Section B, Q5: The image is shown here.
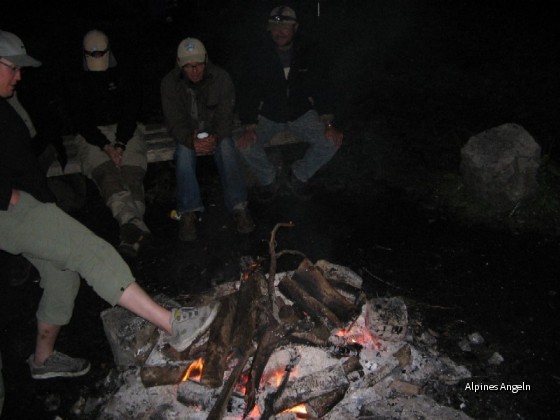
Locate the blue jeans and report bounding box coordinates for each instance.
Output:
[175,137,248,213]
[237,110,339,185]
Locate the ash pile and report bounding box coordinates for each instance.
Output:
[84,225,472,419]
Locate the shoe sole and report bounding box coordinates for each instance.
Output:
[30,364,91,380]
[171,302,221,352]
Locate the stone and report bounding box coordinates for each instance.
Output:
[460,123,541,210]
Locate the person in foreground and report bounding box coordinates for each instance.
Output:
[0,30,219,382]
[161,37,254,241]
[65,29,151,258]
[236,5,344,201]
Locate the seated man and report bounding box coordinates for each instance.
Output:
[236,6,344,201]
[161,37,254,241]
[0,30,219,383]
[65,29,151,258]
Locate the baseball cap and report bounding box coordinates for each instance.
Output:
[0,30,41,67]
[177,38,207,67]
[83,30,111,71]
[267,6,298,30]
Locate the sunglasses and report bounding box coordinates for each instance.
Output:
[270,14,297,23]
[84,48,109,58]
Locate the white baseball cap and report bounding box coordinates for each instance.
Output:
[0,30,41,67]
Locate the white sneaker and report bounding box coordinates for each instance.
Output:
[168,302,220,352]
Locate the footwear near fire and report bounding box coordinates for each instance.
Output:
[168,302,221,352]
[178,211,198,241]
[233,208,256,234]
[27,351,91,380]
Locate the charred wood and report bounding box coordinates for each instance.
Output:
[139,364,188,387]
[278,275,341,330]
[200,295,238,388]
[295,259,358,322]
[271,356,361,414]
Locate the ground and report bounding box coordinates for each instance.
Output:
[1,1,559,419]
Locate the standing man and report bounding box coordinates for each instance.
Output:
[66,29,151,258]
[236,5,344,201]
[161,37,254,241]
[0,30,219,382]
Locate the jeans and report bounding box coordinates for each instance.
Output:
[174,137,248,213]
[237,110,339,185]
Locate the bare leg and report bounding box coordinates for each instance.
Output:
[33,322,61,365]
[117,282,172,334]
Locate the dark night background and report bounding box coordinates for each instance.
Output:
[1,1,559,419]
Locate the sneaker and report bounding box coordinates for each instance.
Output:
[168,302,221,352]
[233,208,256,234]
[255,179,280,202]
[286,172,312,201]
[179,212,197,242]
[27,351,90,379]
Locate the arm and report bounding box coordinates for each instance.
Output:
[160,72,198,149]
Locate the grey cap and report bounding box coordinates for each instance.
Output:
[0,31,41,67]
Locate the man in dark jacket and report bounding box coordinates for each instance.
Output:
[0,30,219,387]
[161,37,254,241]
[236,5,344,201]
[66,29,150,258]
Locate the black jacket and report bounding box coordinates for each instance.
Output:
[237,37,336,125]
[65,65,141,149]
[0,98,55,210]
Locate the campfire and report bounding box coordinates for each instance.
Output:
[94,224,472,419]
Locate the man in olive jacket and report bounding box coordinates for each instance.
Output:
[161,38,254,241]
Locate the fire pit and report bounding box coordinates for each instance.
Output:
[90,225,472,419]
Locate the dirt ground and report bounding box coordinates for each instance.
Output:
[1,1,559,419]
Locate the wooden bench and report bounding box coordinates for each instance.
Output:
[46,122,302,177]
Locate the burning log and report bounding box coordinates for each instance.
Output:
[278,275,342,330]
[200,294,237,388]
[177,379,220,410]
[231,270,265,353]
[294,259,359,322]
[271,356,361,415]
[305,387,348,418]
[139,364,189,387]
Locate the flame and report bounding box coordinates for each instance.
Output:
[282,404,307,417]
[247,404,261,418]
[336,326,381,348]
[181,357,204,382]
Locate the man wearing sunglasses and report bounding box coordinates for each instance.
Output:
[65,29,151,258]
[0,30,220,393]
[161,37,255,241]
[236,5,344,201]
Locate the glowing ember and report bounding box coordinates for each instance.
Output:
[181,357,204,382]
[283,403,307,417]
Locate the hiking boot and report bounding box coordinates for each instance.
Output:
[233,208,256,234]
[179,212,197,241]
[168,302,221,352]
[27,351,90,379]
[255,179,280,202]
[118,241,140,259]
[286,172,312,201]
[120,218,146,243]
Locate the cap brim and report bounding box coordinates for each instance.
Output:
[8,54,41,67]
[267,22,296,31]
[178,54,206,67]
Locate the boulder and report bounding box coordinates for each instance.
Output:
[460,123,541,210]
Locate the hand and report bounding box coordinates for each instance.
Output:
[10,189,20,206]
[236,126,257,150]
[193,134,217,155]
[325,125,344,148]
[103,144,123,168]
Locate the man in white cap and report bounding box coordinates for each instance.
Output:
[236,5,344,201]
[65,29,151,258]
[0,29,219,389]
[161,37,255,241]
